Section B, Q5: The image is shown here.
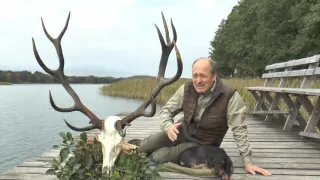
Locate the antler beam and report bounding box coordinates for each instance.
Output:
[32,12,103,131]
[114,12,183,136]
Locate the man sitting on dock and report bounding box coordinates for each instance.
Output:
[136,57,272,176]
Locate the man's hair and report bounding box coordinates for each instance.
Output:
[192,57,217,75]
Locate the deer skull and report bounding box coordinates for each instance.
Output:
[98,116,141,170]
[98,116,124,170]
[33,11,182,172]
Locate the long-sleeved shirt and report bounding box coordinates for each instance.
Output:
[159,82,253,167]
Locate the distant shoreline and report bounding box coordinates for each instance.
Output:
[0,82,12,85]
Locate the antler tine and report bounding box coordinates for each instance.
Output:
[33,12,103,131]
[156,14,178,80]
[161,11,170,45]
[115,12,182,137]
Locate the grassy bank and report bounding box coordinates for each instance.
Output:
[100,77,320,110]
[100,77,189,105]
[0,82,12,85]
[100,77,267,110]
[101,77,320,131]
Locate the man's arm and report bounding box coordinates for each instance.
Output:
[227,91,252,167]
[160,84,185,133]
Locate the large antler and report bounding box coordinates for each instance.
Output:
[32,12,103,131]
[115,12,183,136]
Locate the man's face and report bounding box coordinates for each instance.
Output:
[192,59,216,94]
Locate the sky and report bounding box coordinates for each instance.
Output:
[0,0,239,78]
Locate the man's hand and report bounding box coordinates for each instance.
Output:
[168,122,183,141]
[245,164,272,176]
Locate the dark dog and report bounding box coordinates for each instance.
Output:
[178,145,233,180]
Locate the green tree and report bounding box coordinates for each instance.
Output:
[209,0,320,77]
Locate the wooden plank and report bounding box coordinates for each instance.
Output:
[220,141,320,147]
[231,168,320,176]
[303,96,320,133]
[305,89,320,96]
[247,87,285,92]
[224,157,320,164]
[262,69,314,78]
[281,93,307,130]
[265,92,287,122]
[301,62,319,88]
[1,115,320,180]
[283,97,301,131]
[298,95,314,115]
[265,54,320,70]
[28,149,320,158]
[314,66,320,75]
[122,125,302,131]
[251,110,289,115]
[5,165,320,178]
[265,92,282,122]
[0,174,55,180]
[249,90,269,113]
[300,132,320,139]
[35,149,320,159]
[254,91,267,111]
[230,174,320,180]
[278,67,292,87]
[125,136,318,142]
[225,148,320,153]
[18,160,320,169]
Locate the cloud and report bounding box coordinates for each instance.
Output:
[0,0,238,78]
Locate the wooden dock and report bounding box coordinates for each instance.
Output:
[1,114,320,180]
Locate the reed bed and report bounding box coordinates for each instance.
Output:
[100,78,188,105]
[101,77,320,131]
[0,82,12,85]
[100,77,320,109]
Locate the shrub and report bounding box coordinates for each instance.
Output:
[46,132,162,180]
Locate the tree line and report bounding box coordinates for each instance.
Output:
[0,70,124,84]
[209,0,320,77]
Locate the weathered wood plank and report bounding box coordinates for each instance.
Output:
[1,115,320,180]
[265,55,320,70]
[247,86,284,92]
[283,97,301,131]
[0,174,56,180]
[18,160,320,170]
[300,131,320,139]
[303,96,320,134]
[281,93,306,130]
[34,145,320,154]
[262,69,314,78]
[37,150,320,159]
[314,66,320,75]
[230,174,320,180]
[251,110,289,115]
[25,155,320,164]
[231,168,320,176]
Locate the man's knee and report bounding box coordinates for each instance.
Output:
[148,142,200,164]
[138,131,172,153]
[150,152,168,164]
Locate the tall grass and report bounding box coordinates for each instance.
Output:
[101,77,320,131]
[0,82,12,85]
[100,78,188,105]
[100,77,320,109]
[100,77,267,110]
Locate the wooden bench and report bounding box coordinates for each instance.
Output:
[246,54,320,139]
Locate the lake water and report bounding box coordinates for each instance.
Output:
[0,84,159,173]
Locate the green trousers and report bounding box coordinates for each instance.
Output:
[138,127,199,164]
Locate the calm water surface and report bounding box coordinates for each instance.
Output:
[0,84,156,173]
